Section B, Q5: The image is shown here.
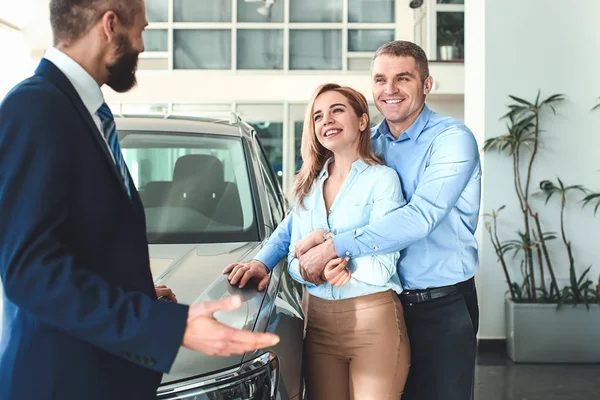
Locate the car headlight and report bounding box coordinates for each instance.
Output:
[157,352,279,400]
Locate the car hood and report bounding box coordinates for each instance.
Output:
[149,241,264,385]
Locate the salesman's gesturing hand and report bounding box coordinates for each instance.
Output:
[182,295,279,356]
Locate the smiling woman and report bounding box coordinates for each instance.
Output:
[283,83,410,399]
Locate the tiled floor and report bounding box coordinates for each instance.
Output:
[2,287,599,400]
[476,351,600,400]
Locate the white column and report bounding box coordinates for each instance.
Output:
[465,0,600,339]
[0,26,36,100]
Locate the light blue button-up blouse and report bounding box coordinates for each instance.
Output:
[287,158,405,300]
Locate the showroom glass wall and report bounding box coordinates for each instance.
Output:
[113,0,463,196]
[115,0,398,195]
[141,0,398,72]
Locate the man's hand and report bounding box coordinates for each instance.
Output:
[298,239,338,284]
[223,260,270,291]
[155,284,177,302]
[294,229,326,258]
[183,295,280,356]
[323,258,351,287]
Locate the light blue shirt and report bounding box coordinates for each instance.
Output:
[288,158,404,300]
[256,105,481,290]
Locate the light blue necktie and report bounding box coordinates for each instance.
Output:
[97,103,131,198]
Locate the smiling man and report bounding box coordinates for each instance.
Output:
[226,41,481,400]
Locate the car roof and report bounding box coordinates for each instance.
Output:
[114,115,252,138]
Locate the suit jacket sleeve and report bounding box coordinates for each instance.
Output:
[0,84,188,373]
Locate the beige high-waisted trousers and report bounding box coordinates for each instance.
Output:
[304,290,411,400]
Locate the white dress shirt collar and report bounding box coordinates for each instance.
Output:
[44,47,104,117]
[317,157,369,180]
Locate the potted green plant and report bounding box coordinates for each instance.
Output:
[483,92,600,363]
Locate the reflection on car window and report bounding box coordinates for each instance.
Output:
[120,132,258,244]
[256,141,284,222]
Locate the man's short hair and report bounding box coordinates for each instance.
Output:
[50,0,142,45]
[372,41,430,81]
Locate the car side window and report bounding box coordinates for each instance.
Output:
[256,138,285,222]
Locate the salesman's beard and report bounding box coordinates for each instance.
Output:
[106,34,140,93]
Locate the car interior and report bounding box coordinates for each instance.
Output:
[140,154,244,230]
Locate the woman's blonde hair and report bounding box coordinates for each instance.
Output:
[292,83,383,207]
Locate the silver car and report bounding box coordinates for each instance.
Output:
[116,115,305,400]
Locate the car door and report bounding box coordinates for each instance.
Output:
[251,131,305,399]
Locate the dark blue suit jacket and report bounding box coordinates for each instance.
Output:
[0,59,189,399]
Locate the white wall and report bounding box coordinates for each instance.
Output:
[465,0,600,339]
[102,63,465,105]
[0,27,36,99]
[427,94,464,122]
[0,0,52,51]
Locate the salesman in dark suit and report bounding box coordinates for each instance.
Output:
[0,0,279,399]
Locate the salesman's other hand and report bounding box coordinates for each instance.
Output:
[294,229,326,258]
[182,295,280,356]
[223,260,270,291]
[298,240,337,284]
[155,284,177,302]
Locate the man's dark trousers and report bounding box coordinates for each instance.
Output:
[400,278,479,400]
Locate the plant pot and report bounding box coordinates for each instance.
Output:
[438,45,460,61]
[505,297,600,363]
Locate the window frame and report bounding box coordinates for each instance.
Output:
[416,0,465,61]
[254,133,286,223]
[141,0,401,72]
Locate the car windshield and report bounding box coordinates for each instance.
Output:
[120,131,259,244]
